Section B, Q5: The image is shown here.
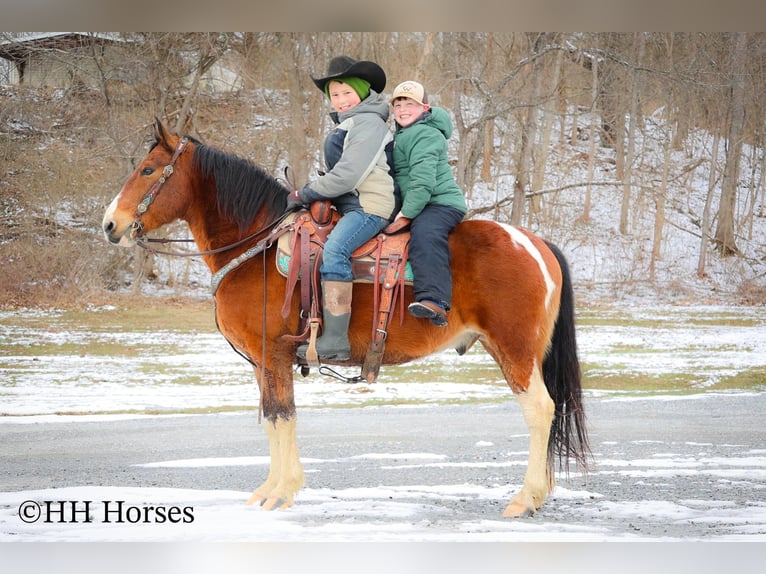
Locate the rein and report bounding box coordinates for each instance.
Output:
[126,135,303,395]
[130,136,293,259]
[135,212,291,258]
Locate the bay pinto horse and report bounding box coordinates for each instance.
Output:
[102,120,590,518]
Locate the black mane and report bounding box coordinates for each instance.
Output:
[191,142,289,235]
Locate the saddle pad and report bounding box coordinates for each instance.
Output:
[276,213,413,284]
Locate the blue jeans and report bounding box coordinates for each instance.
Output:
[321,210,387,282]
[408,204,465,309]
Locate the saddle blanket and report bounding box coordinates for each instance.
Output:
[275,212,414,284]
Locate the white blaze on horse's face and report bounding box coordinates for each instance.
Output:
[499,223,557,310]
[102,190,135,247]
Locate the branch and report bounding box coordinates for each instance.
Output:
[466,181,622,218]
[526,180,623,198]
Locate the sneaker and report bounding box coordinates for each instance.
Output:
[408,300,448,327]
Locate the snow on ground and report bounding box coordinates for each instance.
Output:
[1,305,764,417]
[1,305,765,542]
[2,435,765,542]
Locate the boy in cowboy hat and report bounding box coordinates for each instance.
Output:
[390,80,467,327]
[291,56,397,361]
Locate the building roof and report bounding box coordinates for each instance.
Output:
[0,33,123,63]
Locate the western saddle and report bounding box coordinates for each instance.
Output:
[276,200,412,383]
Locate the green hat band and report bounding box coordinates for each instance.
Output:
[324,77,371,102]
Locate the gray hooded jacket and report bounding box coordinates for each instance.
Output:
[300,91,396,219]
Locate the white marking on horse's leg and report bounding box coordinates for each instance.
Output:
[497,223,556,309]
[276,415,304,499]
[246,418,280,505]
[258,416,304,510]
[504,360,554,517]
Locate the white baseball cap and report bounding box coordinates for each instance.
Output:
[391,80,428,105]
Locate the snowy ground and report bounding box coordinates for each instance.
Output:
[1,304,765,545]
[2,394,766,543]
[1,304,764,416]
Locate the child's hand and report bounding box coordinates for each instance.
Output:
[286,189,305,211]
[384,215,411,234]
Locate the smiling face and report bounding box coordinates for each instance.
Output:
[327,80,362,113]
[392,97,430,128]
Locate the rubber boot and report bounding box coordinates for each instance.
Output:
[297,281,353,361]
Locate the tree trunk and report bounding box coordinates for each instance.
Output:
[283,33,315,186]
[522,35,545,226]
[532,46,563,222]
[174,40,215,134]
[619,32,645,235]
[743,128,762,240]
[698,125,722,277]
[414,32,435,80]
[715,32,747,256]
[650,124,672,282]
[481,34,494,183]
[581,54,599,223]
[512,107,532,225]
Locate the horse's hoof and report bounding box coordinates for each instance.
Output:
[502,501,535,518]
[261,496,292,511]
[245,493,265,506]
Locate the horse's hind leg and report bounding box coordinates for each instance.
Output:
[245,365,304,510]
[505,360,554,517]
[484,343,555,517]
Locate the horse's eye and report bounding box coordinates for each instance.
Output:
[141,167,154,176]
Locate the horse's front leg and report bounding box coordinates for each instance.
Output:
[504,362,555,518]
[245,364,304,510]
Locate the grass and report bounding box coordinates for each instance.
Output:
[707,366,766,391]
[382,360,504,386]
[576,307,762,328]
[0,299,215,357]
[67,299,216,332]
[1,299,764,416]
[574,304,766,393]
[581,369,709,392]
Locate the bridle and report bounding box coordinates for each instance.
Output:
[128,135,292,259]
[124,134,298,395]
[130,136,189,242]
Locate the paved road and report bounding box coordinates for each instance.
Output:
[2,391,765,540]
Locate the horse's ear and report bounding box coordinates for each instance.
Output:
[153,117,167,143]
[152,118,176,152]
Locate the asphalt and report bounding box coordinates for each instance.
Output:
[2,391,765,539]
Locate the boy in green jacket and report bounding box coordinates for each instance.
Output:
[390,81,467,326]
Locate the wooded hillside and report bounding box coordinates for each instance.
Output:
[1,32,764,307]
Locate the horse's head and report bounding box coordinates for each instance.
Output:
[103,119,194,246]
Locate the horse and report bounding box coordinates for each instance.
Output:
[102,119,590,518]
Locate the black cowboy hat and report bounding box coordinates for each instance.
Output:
[311,55,386,94]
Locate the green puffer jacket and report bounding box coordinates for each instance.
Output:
[392,106,467,219]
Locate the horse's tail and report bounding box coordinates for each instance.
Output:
[542,241,591,476]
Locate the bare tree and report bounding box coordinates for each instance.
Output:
[715,32,748,256]
[619,32,646,235]
[531,39,564,222]
[581,51,600,223]
[698,118,723,278]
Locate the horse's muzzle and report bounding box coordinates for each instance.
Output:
[102,196,136,246]
[103,220,119,244]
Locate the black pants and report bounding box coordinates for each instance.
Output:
[408,204,465,310]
